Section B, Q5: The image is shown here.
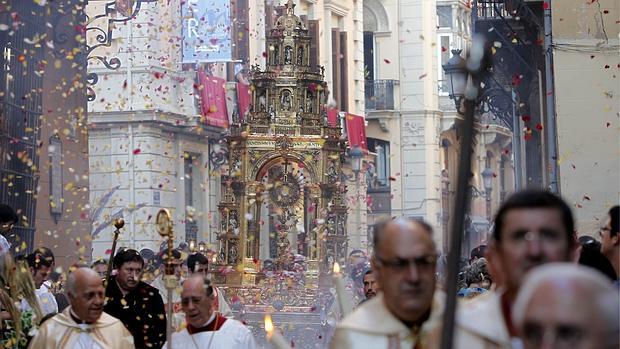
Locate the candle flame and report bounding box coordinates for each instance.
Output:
[333,262,340,273]
[264,314,274,333]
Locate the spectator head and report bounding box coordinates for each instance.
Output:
[600,206,619,258]
[362,269,379,300]
[0,204,18,235]
[27,247,55,288]
[464,257,492,289]
[187,253,209,276]
[66,268,105,323]
[513,263,619,349]
[181,275,215,328]
[372,217,437,324]
[113,249,144,292]
[489,190,576,294]
[90,258,108,280]
[469,245,487,263]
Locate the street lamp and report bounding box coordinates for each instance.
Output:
[442,49,468,113]
[349,146,364,252]
[481,167,494,222]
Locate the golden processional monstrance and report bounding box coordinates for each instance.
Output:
[214,0,349,286]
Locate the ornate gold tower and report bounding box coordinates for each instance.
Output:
[216,0,348,286]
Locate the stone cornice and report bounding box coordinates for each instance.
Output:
[324,0,350,17]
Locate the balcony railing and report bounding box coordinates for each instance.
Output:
[365,80,396,111]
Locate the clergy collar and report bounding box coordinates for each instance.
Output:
[187,313,227,334]
[70,309,95,325]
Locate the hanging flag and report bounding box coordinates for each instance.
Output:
[236,82,251,122]
[197,70,229,128]
[345,113,367,151]
[327,106,339,127]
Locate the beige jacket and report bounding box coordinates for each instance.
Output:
[28,307,134,349]
[330,292,444,349]
[454,290,517,349]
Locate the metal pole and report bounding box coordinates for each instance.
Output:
[543,0,560,193]
[355,171,361,251]
[511,89,523,191]
[440,96,476,349]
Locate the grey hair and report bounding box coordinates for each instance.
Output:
[66,267,99,297]
[372,217,435,252]
[512,263,619,349]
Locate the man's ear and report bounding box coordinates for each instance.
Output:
[485,241,505,289]
[612,233,620,247]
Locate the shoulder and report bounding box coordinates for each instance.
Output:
[221,318,251,334]
[139,282,162,297]
[337,295,389,332]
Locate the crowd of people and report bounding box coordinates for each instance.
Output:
[0,189,617,349]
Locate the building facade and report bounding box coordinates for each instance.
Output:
[86,0,369,258]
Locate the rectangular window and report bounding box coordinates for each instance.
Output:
[367,138,390,188]
[438,34,452,95]
[184,153,201,242]
[437,6,452,28]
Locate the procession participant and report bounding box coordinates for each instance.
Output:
[186,252,233,318]
[512,263,619,349]
[362,269,378,301]
[330,218,443,349]
[151,248,185,330]
[91,258,108,280]
[104,249,166,349]
[600,205,619,284]
[165,275,257,349]
[455,190,577,349]
[0,204,17,255]
[21,247,58,316]
[29,268,135,349]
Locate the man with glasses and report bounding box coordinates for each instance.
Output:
[600,205,619,284]
[330,218,443,349]
[455,190,577,349]
[0,204,18,255]
[187,252,234,318]
[104,248,167,349]
[512,263,619,349]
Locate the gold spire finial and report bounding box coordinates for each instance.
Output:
[285,0,295,15]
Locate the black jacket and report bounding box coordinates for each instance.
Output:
[104,276,167,349]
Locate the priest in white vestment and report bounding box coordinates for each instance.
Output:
[166,275,256,349]
[29,268,134,349]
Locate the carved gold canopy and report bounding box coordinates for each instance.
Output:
[216,0,349,286]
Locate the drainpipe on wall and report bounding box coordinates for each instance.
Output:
[543,0,560,193]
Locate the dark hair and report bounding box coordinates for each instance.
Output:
[113,249,144,269]
[187,253,209,272]
[91,258,108,268]
[609,206,619,237]
[464,258,491,286]
[202,277,214,298]
[363,269,373,277]
[470,245,487,261]
[158,248,182,265]
[373,217,434,251]
[493,190,574,244]
[27,247,55,269]
[0,204,18,224]
[349,249,365,257]
[578,247,617,281]
[578,235,600,250]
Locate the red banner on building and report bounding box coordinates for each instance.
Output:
[197,70,229,128]
[345,113,367,151]
[327,106,339,127]
[236,82,251,122]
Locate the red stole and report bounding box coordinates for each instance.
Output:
[187,314,227,334]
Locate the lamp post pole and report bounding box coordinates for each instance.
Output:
[349,146,364,252]
[481,167,494,223]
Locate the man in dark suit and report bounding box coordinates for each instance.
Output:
[105,248,167,349]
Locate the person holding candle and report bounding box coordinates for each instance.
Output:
[165,275,257,349]
[330,218,444,349]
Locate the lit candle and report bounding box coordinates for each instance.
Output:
[264,314,291,349]
[333,262,353,316]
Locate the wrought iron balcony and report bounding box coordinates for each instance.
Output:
[365,80,397,111]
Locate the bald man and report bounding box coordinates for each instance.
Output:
[512,263,619,349]
[29,267,135,349]
[166,275,256,349]
[330,218,443,349]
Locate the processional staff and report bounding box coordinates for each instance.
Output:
[156,208,176,349]
[105,218,125,288]
[440,35,493,349]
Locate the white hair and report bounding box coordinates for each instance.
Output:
[512,263,619,348]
